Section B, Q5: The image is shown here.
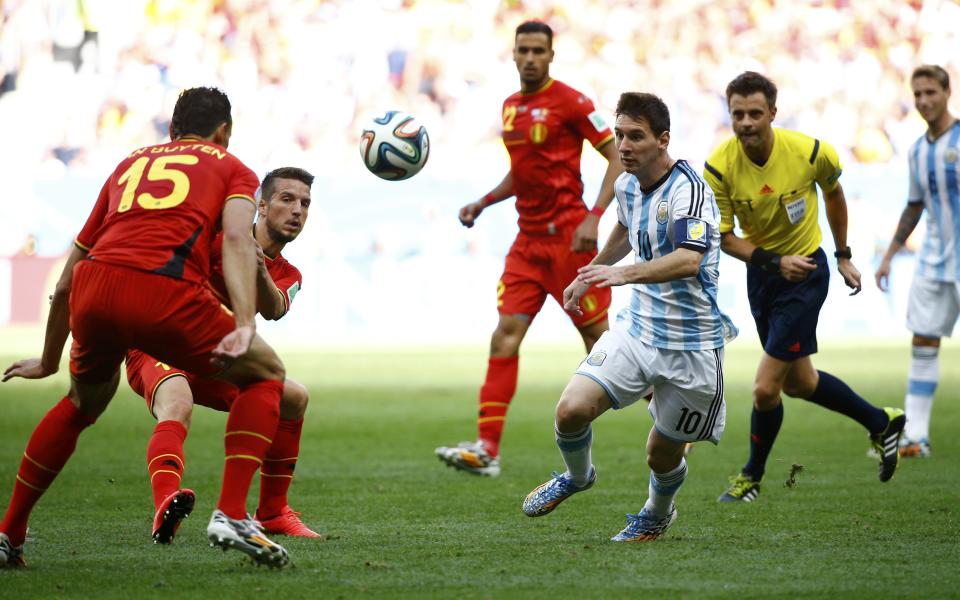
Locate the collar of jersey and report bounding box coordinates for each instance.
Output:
[520,78,554,97]
[640,160,679,196]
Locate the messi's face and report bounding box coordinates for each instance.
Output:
[259,178,311,243]
[729,92,776,153]
[912,76,950,126]
[513,33,553,87]
[614,114,668,176]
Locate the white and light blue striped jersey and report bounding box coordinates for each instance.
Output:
[614,159,738,351]
[908,119,960,282]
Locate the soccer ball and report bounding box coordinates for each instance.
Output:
[358,111,430,180]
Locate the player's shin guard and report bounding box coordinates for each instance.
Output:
[258,417,303,519]
[217,380,282,520]
[556,424,593,487]
[476,355,519,458]
[806,371,887,434]
[643,458,687,518]
[905,345,938,441]
[742,402,783,481]
[0,397,95,546]
[147,420,187,510]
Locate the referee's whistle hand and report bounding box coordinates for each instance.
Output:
[780,255,817,282]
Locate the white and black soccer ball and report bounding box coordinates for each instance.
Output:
[358,111,430,181]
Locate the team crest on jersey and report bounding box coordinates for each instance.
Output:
[517,105,527,113]
[687,219,706,240]
[532,108,549,121]
[946,147,958,163]
[656,200,669,224]
[588,110,607,132]
[530,123,548,144]
[585,350,607,366]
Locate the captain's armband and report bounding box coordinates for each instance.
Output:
[673,218,710,252]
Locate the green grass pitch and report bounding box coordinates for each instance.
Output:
[0,341,957,598]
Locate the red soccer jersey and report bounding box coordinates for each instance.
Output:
[207,231,303,317]
[75,138,259,284]
[501,79,614,234]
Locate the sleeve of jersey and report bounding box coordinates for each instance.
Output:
[670,180,710,253]
[75,178,112,251]
[225,160,260,206]
[703,157,733,234]
[812,139,843,193]
[615,178,629,227]
[906,143,923,204]
[569,95,614,149]
[272,265,303,318]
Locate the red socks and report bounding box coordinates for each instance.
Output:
[476,355,519,458]
[0,397,96,546]
[146,420,187,509]
[257,417,304,519]
[217,380,282,519]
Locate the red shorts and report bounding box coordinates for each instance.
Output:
[499,233,610,327]
[125,349,238,415]
[69,260,235,384]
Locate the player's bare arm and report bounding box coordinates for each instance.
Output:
[572,140,623,253]
[564,222,632,315]
[823,184,861,294]
[2,246,87,382]
[719,231,816,283]
[875,202,925,291]
[459,172,514,228]
[214,197,259,363]
[579,247,702,289]
[254,242,286,320]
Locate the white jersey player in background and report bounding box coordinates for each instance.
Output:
[520,92,736,542]
[876,64,960,458]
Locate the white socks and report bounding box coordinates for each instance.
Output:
[555,424,593,487]
[643,458,688,518]
[905,345,939,441]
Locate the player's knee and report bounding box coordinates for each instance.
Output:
[280,381,309,420]
[752,380,781,408]
[781,378,815,399]
[153,391,194,429]
[555,395,593,430]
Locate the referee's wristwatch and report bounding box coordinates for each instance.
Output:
[833,246,852,259]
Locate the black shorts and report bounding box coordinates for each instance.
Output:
[747,247,829,361]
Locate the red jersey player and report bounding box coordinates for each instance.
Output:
[1,88,290,568]
[125,167,317,544]
[436,20,623,476]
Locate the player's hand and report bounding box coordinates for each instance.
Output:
[2,358,56,382]
[875,258,892,292]
[212,325,255,368]
[458,201,484,228]
[578,264,628,288]
[779,255,817,282]
[571,214,600,252]
[837,258,862,296]
[254,241,266,271]
[563,277,592,315]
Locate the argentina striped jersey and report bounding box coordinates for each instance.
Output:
[908,120,960,282]
[614,160,738,351]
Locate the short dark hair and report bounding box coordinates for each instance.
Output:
[615,92,670,136]
[725,71,778,109]
[170,87,232,139]
[912,64,950,91]
[515,20,553,47]
[261,167,314,201]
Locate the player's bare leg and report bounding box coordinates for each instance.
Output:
[576,319,609,353]
[207,334,290,567]
[256,378,320,538]
[0,372,118,566]
[437,313,531,476]
[523,375,608,517]
[148,377,195,544]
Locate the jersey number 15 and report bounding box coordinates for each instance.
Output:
[116,154,200,213]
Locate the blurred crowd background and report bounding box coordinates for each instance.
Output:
[2,0,959,344]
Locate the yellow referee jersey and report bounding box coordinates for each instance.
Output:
[703,128,843,256]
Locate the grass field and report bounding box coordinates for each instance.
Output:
[0,341,958,598]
